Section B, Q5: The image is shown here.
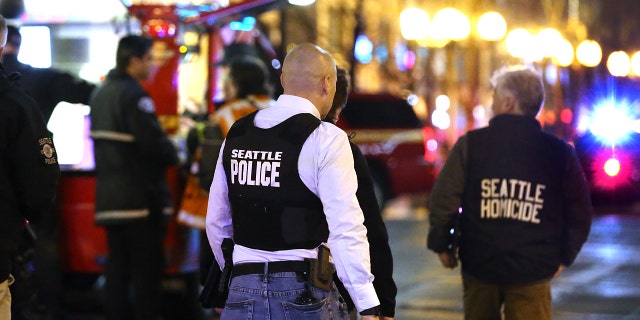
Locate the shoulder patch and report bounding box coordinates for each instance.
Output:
[39,137,58,165]
[138,97,156,113]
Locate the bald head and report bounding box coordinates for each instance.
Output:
[281,43,337,117]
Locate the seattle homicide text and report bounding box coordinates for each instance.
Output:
[480,178,546,224]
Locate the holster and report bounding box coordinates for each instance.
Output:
[199,238,234,308]
[305,244,335,291]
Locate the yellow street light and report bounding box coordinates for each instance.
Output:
[476,11,507,41]
[535,28,564,58]
[505,28,533,59]
[431,7,470,41]
[553,38,574,67]
[607,51,631,77]
[576,39,602,67]
[288,0,315,5]
[400,8,430,41]
[631,51,640,76]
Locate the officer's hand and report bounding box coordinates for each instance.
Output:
[380,317,394,320]
[437,251,457,269]
[361,316,380,320]
[554,265,564,277]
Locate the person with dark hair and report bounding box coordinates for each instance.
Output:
[89,34,178,320]
[325,67,397,320]
[214,56,274,135]
[427,66,592,320]
[178,57,276,316]
[1,24,95,121]
[179,56,274,228]
[0,14,60,319]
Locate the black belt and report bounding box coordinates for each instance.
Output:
[232,260,310,279]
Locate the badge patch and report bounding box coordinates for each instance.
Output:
[39,137,57,165]
[138,97,156,113]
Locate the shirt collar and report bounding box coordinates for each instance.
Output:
[274,94,321,120]
[489,114,542,130]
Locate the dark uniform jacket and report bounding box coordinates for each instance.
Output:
[89,68,178,225]
[1,54,95,121]
[428,114,592,284]
[0,65,60,281]
[335,142,397,317]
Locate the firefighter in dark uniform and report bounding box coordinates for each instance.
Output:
[206,43,381,319]
[427,67,593,320]
[0,15,60,319]
[89,35,178,320]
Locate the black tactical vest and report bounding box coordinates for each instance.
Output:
[222,111,328,251]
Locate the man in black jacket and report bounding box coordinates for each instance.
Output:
[0,14,60,319]
[1,24,96,319]
[1,25,95,121]
[90,35,178,320]
[325,67,396,320]
[427,67,592,320]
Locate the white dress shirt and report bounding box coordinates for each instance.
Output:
[206,94,380,312]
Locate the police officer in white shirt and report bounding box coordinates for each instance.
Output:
[206,43,381,319]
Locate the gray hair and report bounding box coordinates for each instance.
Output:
[0,14,6,48]
[491,66,545,117]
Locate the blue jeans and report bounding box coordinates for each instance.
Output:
[221,272,350,320]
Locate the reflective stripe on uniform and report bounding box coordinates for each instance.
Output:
[176,210,206,230]
[95,209,149,220]
[90,130,136,142]
[95,206,172,222]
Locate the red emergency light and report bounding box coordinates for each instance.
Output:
[592,152,630,189]
[143,19,176,38]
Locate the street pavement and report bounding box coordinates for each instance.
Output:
[60,201,640,319]
[386,201,640,320]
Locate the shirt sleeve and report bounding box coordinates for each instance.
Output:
[314,130,380,312]
[427,136,467,253]
[206,140,234,269]
[561,145,593,266]
[8,93,60,224]
[45,68,96,105]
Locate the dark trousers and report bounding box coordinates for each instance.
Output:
[10,207,64,320]
[463,276,552,320]
[104,215,166,320]
[33,210,64,317]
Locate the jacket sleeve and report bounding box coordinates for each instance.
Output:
[128,94,179,167]
[427,136,467,253]
[561,145,593,266]
[42,68,96,106]
[9,94,60,224]
[351,143,397,317]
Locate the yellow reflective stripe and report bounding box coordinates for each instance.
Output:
[95,209,149,220]
[348,129,424,143]
[177,210,206,230]
[90,130,135,142]
[95,206,172,221]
